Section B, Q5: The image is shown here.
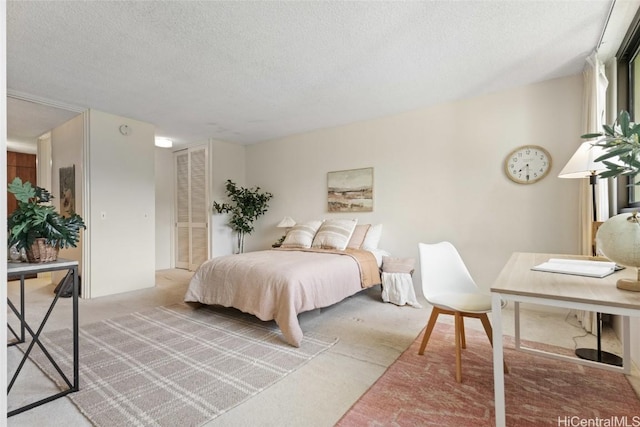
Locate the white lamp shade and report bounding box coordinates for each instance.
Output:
[277,217,296,228]
[558,141,608,179]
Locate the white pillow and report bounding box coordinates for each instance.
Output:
[361,224,383,251]
[312,219,358,250]
[281,220,323,248]
[370,248,391,267]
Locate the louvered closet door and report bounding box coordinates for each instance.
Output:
[175,146,209,270]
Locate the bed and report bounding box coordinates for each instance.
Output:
[185,218,386,347]
[184,247,381,347]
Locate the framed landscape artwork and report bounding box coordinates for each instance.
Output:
[327,167,373,212]
[59,165,76,217]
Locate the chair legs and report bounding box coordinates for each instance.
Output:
[418,308,508,382]
[459,315,466,349]
[418,308,441,355]
[454,312,463,382]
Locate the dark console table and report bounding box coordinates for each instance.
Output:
[7,258,79,417]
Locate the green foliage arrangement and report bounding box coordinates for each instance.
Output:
[7,177,86,253]
[583,110,640,182]
[212,179,273,253]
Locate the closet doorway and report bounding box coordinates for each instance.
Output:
[175,146,209,270]
[7,151,36,215]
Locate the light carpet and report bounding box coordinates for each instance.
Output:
[26,304,337,427]
[337,322,640,426]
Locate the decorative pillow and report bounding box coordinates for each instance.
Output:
[281,220,323,248]
[361,224,383,251]
[382,256,415,275]
[311,219,358,250]
[347,224,371,249]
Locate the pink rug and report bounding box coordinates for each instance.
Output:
[337,323,640,426]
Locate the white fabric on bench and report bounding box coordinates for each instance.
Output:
[381,272,421,308]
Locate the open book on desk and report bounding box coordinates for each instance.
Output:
[531,258,618,278]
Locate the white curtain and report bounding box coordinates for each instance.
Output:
[575,52,609,333]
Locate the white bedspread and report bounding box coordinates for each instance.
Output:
[184,249,377,347]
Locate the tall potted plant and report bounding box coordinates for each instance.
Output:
[7,177,86,262]
[212,179,273,253]
[582,110,640,290]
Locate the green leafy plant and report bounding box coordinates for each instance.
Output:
[212,179,273,253]
[7,177,86,255]
[583,110,640,182]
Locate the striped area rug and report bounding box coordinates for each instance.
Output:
[27,304,337,426]
[337,322,640,426]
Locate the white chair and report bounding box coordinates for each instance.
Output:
[417,241,507,382]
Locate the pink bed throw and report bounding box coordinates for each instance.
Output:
[184,249,381,347]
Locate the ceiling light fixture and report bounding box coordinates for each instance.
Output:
[155,137,173,148]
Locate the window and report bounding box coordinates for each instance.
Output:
[617,9,640,210]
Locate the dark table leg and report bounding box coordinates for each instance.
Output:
[7,266,80,416]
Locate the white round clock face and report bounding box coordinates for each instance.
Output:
[505,145,552,184]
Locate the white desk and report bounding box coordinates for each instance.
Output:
[491,252,640,427]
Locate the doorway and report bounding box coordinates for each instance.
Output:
[175,146,209,270]
[7,151,36,215]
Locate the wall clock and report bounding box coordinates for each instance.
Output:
[504,145,552,184]
[119,124,131,136]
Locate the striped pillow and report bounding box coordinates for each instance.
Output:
[312,219,358,250]
[281,220,323,248]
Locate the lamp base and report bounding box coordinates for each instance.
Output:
[575,348,623,366]
[617,279,640,292]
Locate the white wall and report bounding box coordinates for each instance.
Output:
[36,133,52,191]
[245,75,584,289]
[209,138,246,257]
[87,109,155,298]
[155,147,174,269]
[1,2,7,416]
[51,113,85,279]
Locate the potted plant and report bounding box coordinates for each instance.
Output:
[583,110,640,178]
[582,110,640,290]
[7,177,86,263]
[213,179,273,253]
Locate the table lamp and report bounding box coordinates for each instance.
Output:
[558,141,622,366]
[274,217,296,247]
[277,217,296,229]
[558,141,608,220]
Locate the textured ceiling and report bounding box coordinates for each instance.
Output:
[5,1,631,147]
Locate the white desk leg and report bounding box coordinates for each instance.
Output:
[514,301,520,349]
[492,293,506,427]
[623,315,631,375]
